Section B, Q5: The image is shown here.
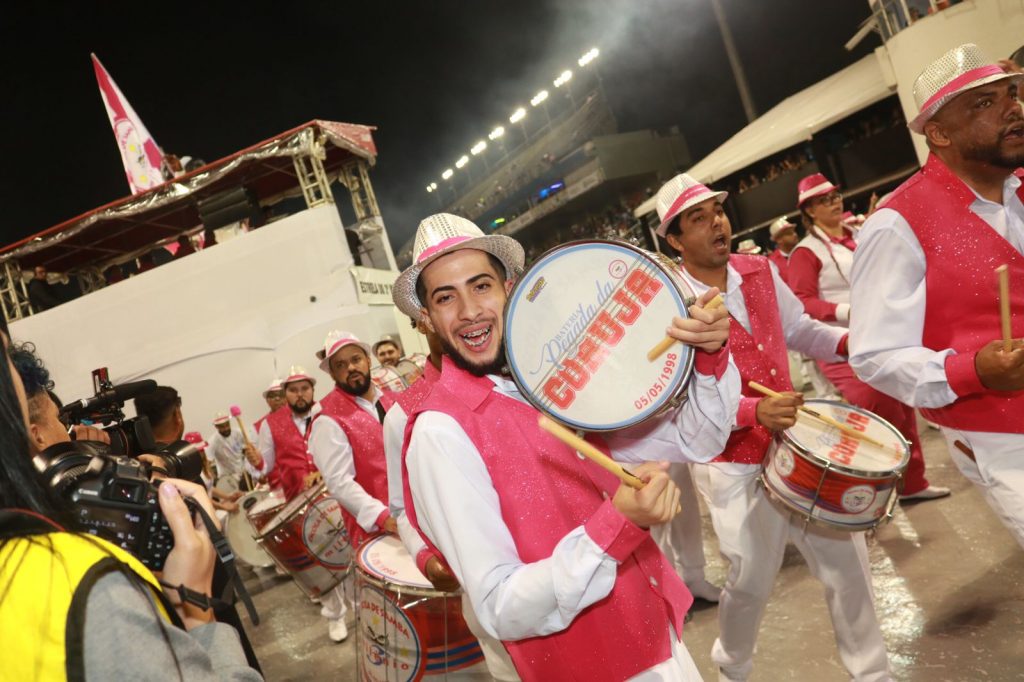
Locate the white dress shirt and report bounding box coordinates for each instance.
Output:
[207,426,255,481]
[308,388,388,534]
[849,173,1024,409]
[254,403,321,476]
[679,261,846,367]
[382,402,429,561]
[406,364,738,645]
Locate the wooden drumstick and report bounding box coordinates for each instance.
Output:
[747,381,888,450]
[997,265,1013,352]
[230,405,255,491]
[538,416,684,515]
[538,416,643,489]
[647,294,725,362]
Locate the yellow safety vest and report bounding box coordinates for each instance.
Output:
[0,532,172,682]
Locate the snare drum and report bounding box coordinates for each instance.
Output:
[762,400,910,531]
[256,483,352,599]
[505,240,696,431]
[356,535,484,681]
[225,489,277,568]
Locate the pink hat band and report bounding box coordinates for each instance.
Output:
[921,64,1006,114]
[325,337,362,358]
[663,183,716,224]
[416,235,474,264]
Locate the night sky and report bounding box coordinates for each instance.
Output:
[2,1,876,251]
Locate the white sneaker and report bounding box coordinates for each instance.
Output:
[687,578,722,603]
[899,485,952,502]
[328,618,348,643]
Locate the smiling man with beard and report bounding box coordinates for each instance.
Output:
[392,213,740,681]
[308,330,397,643]
[850,44,1024,547]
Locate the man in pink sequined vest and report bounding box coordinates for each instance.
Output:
[851,44,1024,547]
[656,173,891,682]
[391,213,741,682]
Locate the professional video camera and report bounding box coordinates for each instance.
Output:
[42,368,206,568]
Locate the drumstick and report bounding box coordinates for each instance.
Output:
[538,416,685,515]
[647,294,725,362]
[997,265,1013,352]
[230,405,255,491]
[747,381,888,450]
[538,416,644,489]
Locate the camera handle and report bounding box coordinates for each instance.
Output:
[159,498,260,626]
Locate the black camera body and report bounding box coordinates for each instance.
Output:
[36,442,175,569]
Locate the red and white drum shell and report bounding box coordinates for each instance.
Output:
[255,483,352,599]
[762,400,910,531]
[355,535,484,681]
[504,240,696,432]
[372,365,408,393]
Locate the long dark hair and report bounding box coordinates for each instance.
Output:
[799,207,850,286]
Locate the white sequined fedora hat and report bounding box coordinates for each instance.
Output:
[392,213,525,318]
[909,43,1022,134]
[316,330,371,373]
[654,173,728,237]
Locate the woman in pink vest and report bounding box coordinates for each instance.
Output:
[851,44,1024,547]
[788,173,949,501]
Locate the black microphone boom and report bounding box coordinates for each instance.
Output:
[60,379,158,418]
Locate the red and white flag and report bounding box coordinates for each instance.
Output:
[92,54,165,194]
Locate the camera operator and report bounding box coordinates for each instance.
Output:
[0,334,261,680]
[133,387,243,515]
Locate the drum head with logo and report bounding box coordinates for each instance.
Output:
[783,400,909,475]
[504,240,695,431]
[357,534,434,591]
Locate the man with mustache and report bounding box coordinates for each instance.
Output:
[309,330,396,643]
[250,367,320,500]
[393,213,739,681]
[850,44,1024,547]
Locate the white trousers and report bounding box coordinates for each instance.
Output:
[320,579,348,621]
[461,593,520,681]
[651,463,708,583]
[940,427,1024,549]
[692,463,890,682]
[801,355,840,400]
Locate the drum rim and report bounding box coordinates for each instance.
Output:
[256,482,327,539]
[778,399,911,477]
[224,508,276,568]
[355,534,452,597]
[503,239,696,432]
[759,473,891,531]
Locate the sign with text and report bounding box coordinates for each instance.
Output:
[350,266,398,305]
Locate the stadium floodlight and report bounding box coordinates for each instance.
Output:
[426,185,433,192]
[530,90,549,107]
[442,169,454,180]
[578,47,599,67]
[509,107,526,123]
[488,126,505,140]
[429,182,438,190]
[554,70,573,87]
[455,155,469,169]
[471,140,487,155]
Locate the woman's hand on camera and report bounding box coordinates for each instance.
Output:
[157,479,218,631]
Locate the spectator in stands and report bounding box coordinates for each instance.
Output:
[174,235,196,259]
[103,265,125,285]
[27,266,62,312]
[137,253,157,274]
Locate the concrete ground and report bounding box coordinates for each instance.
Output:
[238,418,1024,681]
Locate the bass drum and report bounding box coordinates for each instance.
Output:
[225,489,276,568]
[504,240,696,432]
